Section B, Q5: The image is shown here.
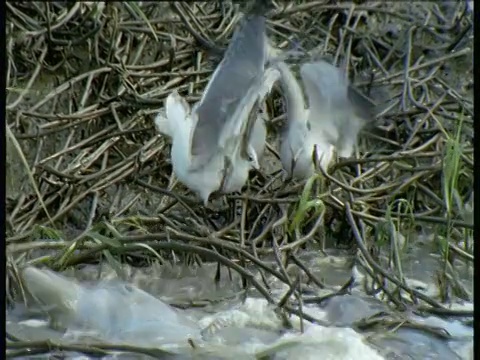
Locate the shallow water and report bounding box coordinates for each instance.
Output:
[7,238,473,360]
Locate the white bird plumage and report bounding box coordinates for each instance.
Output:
[154,5,375,200]
[275,59,374,180]
[155,11,279,205]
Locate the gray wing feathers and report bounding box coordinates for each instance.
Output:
[300,61,346,146]
[300,61,373,157]
[191,14,267,160]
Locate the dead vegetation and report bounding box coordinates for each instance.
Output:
[6,0,474,328]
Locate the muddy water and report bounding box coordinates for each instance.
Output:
[7,237,473,360]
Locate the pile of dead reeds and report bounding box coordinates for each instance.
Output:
[6,1,473,322]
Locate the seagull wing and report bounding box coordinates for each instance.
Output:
[300,60,374,157]
[300,61,349,146]
[191,13,268,164]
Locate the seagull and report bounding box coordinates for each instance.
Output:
[155,104,267,167]
[274,59,375,180]
[155,7,280,205]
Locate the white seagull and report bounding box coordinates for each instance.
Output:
[155,10,279,205]
[274,59,374,180]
